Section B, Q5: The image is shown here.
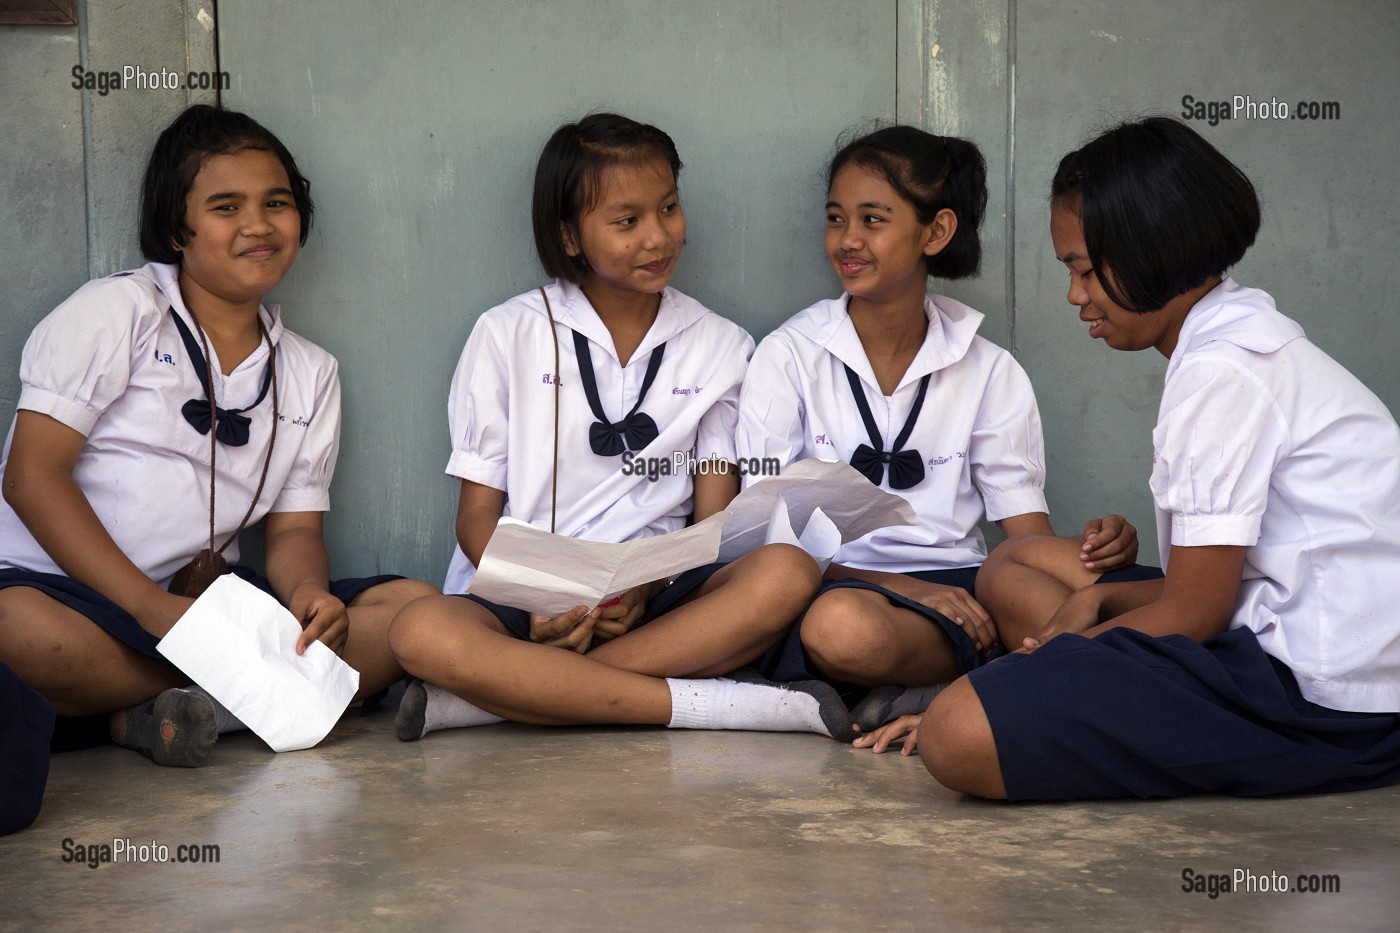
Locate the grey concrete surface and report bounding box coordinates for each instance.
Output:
[4,694,1396,931]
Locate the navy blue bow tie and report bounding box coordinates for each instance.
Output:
[169,310,274,448]
[180,398,255,447]
[589,412,660,458]
[844,365,931,491]
[849,444,927,491]
[573,330,666,457]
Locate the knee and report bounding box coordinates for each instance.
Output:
[760,544,822,593]
[0,595,85,691]
[917,678,1007,799]
[978,534,1040,582]
[387,594,461,670]
[742,544,822,605]
[354,577,439,610]
[800,590,895,680]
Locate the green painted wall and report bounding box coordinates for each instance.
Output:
[918,0,1400,560]
[5,0,1397,579]
[216,0,906,582]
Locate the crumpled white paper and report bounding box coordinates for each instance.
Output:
[468,458,915,615]
[758,499,842,572]
[156,574,360,752]
[714,459,915,563]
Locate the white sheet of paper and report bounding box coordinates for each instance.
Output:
[716,458,916,562]
[156,574,360,753]
[469,514,726,616]
[469,458,915,614]
[796,506,841,571]
[758,500,842,572]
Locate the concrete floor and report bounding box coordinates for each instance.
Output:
[4,688,1398,932]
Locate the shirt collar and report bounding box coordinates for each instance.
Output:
[143,262,286,356]
[788,293,984,392]
[1166,278,1304,381]
[537,278,705,366]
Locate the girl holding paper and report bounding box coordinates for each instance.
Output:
[737,126,1148,737]
[0,105,434,768]
[388,113,855,742]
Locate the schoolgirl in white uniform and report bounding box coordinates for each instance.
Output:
[389,113,853,742]
[737,126,1142,734]
[886,117,1400,798]
[0,105,433,772]
[440,280,752,597]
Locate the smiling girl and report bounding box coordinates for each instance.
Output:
[894,117,1400,799]
[388,113,852,742]
[0,105,433,769]
[737,125,1142,738]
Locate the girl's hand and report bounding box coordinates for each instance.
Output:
[893,579,996,653]
[592,580,664,643]
[1021,585,1105,653]
[1080,514,1139,571]
[852,714,923,755]
[291,585,349,655]
[528,606,597,654]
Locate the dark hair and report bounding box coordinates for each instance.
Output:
[1051,116,1259,313]
[532,113,683,283]
[826,125,987,279]
[139,104,314,263]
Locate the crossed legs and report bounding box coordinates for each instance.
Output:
[389,544,822,725]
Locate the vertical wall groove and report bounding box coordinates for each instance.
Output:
[1005,0,1017,354]
[78,0,96,279]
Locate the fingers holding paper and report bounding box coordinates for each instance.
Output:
[529,606,598,654]
[592,580,667,643]
[291,585,350,656]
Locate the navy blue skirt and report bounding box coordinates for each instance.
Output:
[464,562,725,640]
[758,563,1165,685]
[0,660,54,835]
[0,567,403,661]
[971,625,1400,800]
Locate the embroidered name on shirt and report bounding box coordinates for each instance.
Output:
[671,385,703,397]
[814,434,835,447]
[153,348,176,366]
[542,373,563,385]
[927,451,967,467]
[277,414,311,428]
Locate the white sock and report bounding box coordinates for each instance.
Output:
[888,682,950,720]
[665,678,845,737]
[395,681,507,741]
[184,685,246,735]
[423,683,504,732]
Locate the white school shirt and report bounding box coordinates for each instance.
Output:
[737,294,1047,572]
[1151,278,1400,712]
[443,279,754,594]
[0,263,341,588]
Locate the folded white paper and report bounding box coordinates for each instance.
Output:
[468,458,915,615]
[469,513,726,617]
[157,574,360,752]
